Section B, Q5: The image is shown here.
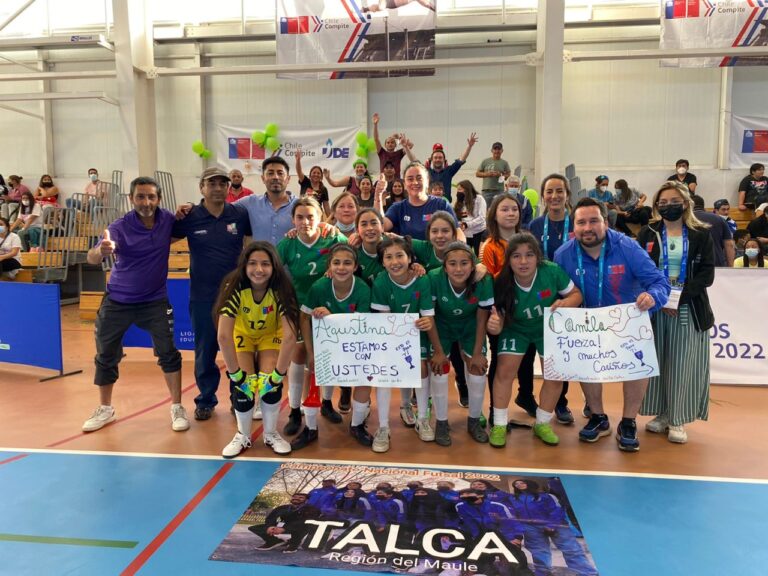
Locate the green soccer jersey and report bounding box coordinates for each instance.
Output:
[429,269,494,329]
[277,232,347,303]
[505,260,573,333]
[356,245,384,286]
[301,276,371,315]
[412,239,443,271]
[371,272,434,317]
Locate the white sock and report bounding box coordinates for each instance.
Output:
[288,362,305,409]
[415,378,431,419]
[322,385,334,401]
[493,407,508,427]
[305,406,319,430]
[536,407,554,425]
[467,373,487,419]
[171,402,182,409]
[235,407,253,436]
[377,387,392,429]
[399,387,411,407]
[430,372,449,421]
[351,400,368,427]
[261,400,279,435]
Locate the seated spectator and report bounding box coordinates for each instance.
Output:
[454,180,486,254]
[224,169,254,203]
[613,178,651,237]
[746,206,768,253]
[10,191,43,252]
[1,175,29,220]
[587,174,618,228]
[324,160,369,197]
[504,175,533,227]
[737,163,768,211]
[429,181,445,198]
[757,202,768,218]
[667,158,697,194]
[35,174,60,209]
[0,217,23,279]
[0,174,7,195]
[734,239,764,268]
[325,191,359,235]
[66,168,104,211]
[713,198,737,235]
[733,229,750,258]
[384,179,405,211]
[692,195,734,267]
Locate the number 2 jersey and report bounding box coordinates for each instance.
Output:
[276,232,348,303]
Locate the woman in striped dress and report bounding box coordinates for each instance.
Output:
[636,181,714,444]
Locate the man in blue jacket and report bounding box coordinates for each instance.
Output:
[554,197,670,452]
[307,478,340,517]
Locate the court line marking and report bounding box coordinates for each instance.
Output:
[0,453,28,466]
[120,461,234,576]
[0,533,138,549]
[1,447,766,485]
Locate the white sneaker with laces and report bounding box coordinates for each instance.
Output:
[645,415,669,434]
[252,406,263,420]
[399,404,416,427]
[171,404,190,431]
[82,405,116,432]
[264,432,291,454]
[222,432,252,458]
[372,427,390,453]
[415,418,435,442]
[668,424,688,444]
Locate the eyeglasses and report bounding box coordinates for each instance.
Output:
[657,200,684,207]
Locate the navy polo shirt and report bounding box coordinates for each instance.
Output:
[172,202,252,302]
[384,196,458,241]
[428,159,464,202]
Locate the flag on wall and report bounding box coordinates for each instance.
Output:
[660,0,768,67]
[729,114,768,168]
[276,0,436,80]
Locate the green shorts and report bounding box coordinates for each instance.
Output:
[497,326,543,356]
[420,332,430,360]
[435,320,486,358]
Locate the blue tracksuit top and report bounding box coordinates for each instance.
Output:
[456,500,524,541]
[334,494,375,523]
[308,486,339,515]
[373,497,406,527]
[554,228,670,313]
[506,493,568,530]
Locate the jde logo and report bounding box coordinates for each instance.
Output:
[321,138,350,159]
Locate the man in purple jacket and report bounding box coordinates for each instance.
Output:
[82,176,189,433]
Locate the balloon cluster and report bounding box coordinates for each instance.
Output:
[191,140,212,159]
[523,188,539,210]
[252,123,281,152]
[355,131,376,160]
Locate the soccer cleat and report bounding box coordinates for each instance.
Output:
[514,394,538,418]
[434,420,451,446]
[645,415,669,434]
[372,427,390,453]
[616,419,640,452]
[667,425,688,444]
[222,432,252,458]
[338,388,352,414]
[290,427,319,450]
[415,418,435,442]
[283,407,302,436]
[321,399,343,424]
[82,405,116,432]
[399,404,416,427]
[555,405,574,425]
[350,423,374,447]
[171,405,190,431]
[467,417,489,443]
[264,432,292,455]
[489,425,507,448]
[533,422,560,446]
[579,414,611,443]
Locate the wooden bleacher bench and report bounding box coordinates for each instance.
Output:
[729,207,754,231]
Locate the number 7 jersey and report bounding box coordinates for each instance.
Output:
[370,272,434,317]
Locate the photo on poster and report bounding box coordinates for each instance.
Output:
[210,462,599,575]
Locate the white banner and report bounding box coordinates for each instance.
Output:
[729,114,768,169]
[312,313,422,388]
[660,0,768,68]
[276,0,436,80]
[215,123,361,183]
[543,304,660,384]
[709,268,768,385]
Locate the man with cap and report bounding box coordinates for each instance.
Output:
[225,169,254,203]
[713,199,737,235]
[423,133,478,203]
[172,167,253,420]
[476,142,512,207]
[692,195,734,267]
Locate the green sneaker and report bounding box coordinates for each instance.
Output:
[478,413,487,429]
[489,425,507,448]
[533,422,560,446]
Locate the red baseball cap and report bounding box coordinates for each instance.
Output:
[432,143,444,152]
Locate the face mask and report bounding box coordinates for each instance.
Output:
[22,200,30,206]
[89,174,98,182]
[0,226,5,234]
[456,192,465,202]
[599,186,608,193]
[337,221,356,234]
[42,182,52,188]
[658,204,684,222]
[676,167,687,176]
[460,497,480,505]
[746,248,760,258]
[508,187,520,194]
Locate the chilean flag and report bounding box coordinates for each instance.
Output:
[537,289,552,300]
[280,16,310,34]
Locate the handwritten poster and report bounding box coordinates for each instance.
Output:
[312,313,421,388]
[543,304,659,383]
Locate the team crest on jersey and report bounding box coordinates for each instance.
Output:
[262,305,274,314]
[467,296,478,304]
[413,291,420,299]
[645,242,655,253]
[422,214,432,222]
[318,248,331,256]
[226,223,238,234]
[242,306,251,313]
[537,289,552,300]
[441,296,449,302]
[348,304,357,312]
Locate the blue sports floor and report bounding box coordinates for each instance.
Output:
[1,449,767,576]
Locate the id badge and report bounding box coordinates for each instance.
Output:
[497,176,505,184]
[664,287,682,311]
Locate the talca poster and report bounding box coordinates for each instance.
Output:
[210,463,600,575]
[543,303,660,384]
[660,0,768,67]
[276,0,436,79]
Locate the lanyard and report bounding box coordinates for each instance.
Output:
[661,223,688,285]
[576,240,606,307]
[542,212,570,260]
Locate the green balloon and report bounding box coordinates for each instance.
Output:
[266,137,280,152]
[367,138,376,151]
[192,140,204,154]
[251,131,266,146]
[523,188,539,208]
[356,132,368,146]
[200,149,212,159]
[265,123,279,138]
[356,146,368,158]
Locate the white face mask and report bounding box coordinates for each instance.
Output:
[745,248,760,259]
[22,200,30,206]
[599,186,608,193]
[89,173,98,182]
[508,186,520,194]
[676,167,687,176]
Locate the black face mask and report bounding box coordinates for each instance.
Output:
[41,182,53,188]
[456,192,465,202]
[658,204,684,222]
[231,183,241,189]
[460,497,480,505]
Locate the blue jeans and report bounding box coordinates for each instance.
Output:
[189,300,223,409]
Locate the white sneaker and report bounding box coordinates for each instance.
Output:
[372,427,390,453]
[645,415,669,434]
[252,406,263,420]
[222,432,252,458]
[415,418,435,442]
[264,432,292,455]
[399,404,416,427]
[668,425,688,444]
[82,405,116,432]
[171,404,190,431]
